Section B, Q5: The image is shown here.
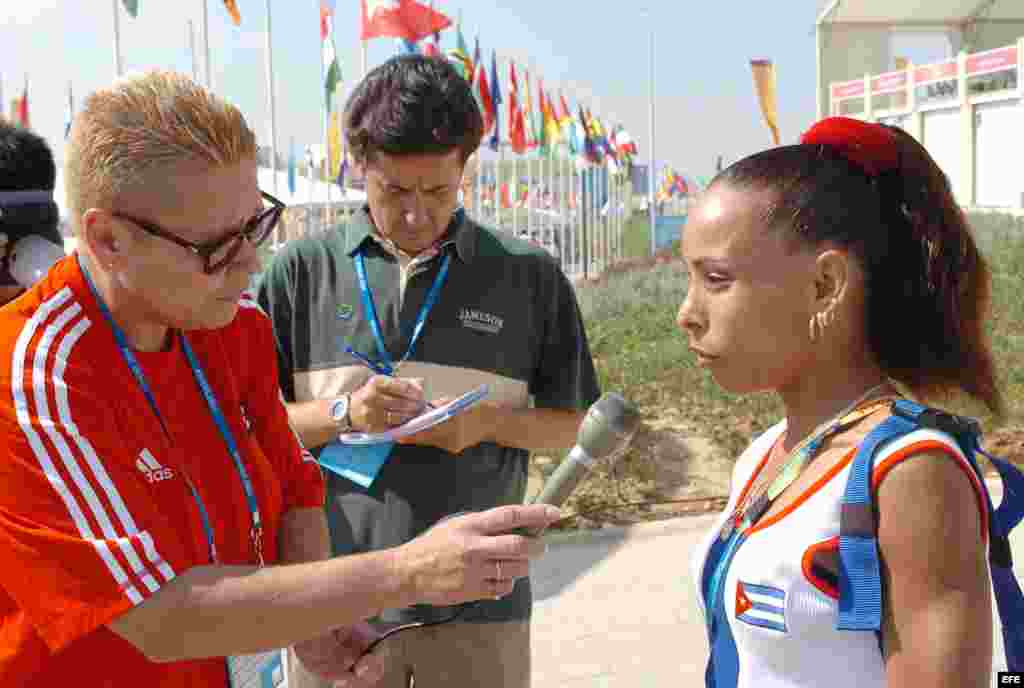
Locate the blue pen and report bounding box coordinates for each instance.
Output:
[344,345,393,376]
[344,345,435,410]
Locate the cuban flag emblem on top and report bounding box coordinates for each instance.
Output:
[735,581,787,632]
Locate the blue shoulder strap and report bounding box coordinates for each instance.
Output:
[838,399,1024,670]
[837,404,918,631]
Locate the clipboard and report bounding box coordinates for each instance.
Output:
[337,384,489,445]
[317,384,490,489]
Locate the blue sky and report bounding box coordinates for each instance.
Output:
[2,1,869,180]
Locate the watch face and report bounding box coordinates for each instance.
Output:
[330,397,348,422]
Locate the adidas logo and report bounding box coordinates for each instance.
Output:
[136,449,174,483]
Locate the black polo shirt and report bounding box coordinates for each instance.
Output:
[256,206,600,624]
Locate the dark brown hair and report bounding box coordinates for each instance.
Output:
[343,54,483,165]
[0,121,61,246]
[713,126,1004,416]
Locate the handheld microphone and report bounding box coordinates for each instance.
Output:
[516,392,641,534]
[360,393,642,657]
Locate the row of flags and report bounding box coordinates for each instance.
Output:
[121,0,241,24]
[656,167,689,202]
[121,0,241,25]
[414,12,640,170]
[108,1,642,194]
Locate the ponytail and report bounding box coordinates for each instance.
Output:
[714,117,1004,417]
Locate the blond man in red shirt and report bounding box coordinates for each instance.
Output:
[0,70,559,688]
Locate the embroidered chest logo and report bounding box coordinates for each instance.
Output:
[735,581,787,632]
[240,403,253,432]
[458,308,504,335]
[136,449,175,484]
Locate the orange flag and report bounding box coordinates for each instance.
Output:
[750,59,780,146]
[223,0,241,25]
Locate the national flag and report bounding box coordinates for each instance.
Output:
[361,0,452,43]
[534,86,547,153]
[321,1,342,111]
[13,78,29,129]
[541,88,561,153]
[430,0,442,46]
[320,0,334,39]
[508,61,526,154]
[288,138,297,195]
[64,83,73,139]
[615,125,638,155]
[735,581,787,632]
[579,105,599,164]
[488,49,502,151]
[447,14,472,80]
[472,35,481,83]
[338,152,348,189]
[594,116,616,162]
[223,0,241,25]
[750,59,780,145]
[473,39,494,135]
[328,110,344,180]
[122,0,139,18]
[522,69,537,149]
[558,91,576,155]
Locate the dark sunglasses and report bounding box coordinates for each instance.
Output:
[113,191,286,274]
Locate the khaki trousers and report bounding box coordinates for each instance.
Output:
[288,620,530,688]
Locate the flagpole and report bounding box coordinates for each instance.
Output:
[201,0,213,89]
[319,1,330,211]
[561,154,569,276]
[188,20,199,82]
[646,17,656,258]
[112,0,124,77]
[263,0,279,204]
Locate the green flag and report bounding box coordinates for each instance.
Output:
[122,0,139,18]
[324,37,342,111]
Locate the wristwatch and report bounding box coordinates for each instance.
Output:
[329,395,353,433]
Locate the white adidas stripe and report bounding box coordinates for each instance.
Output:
[10,289,141,604]
[33,306,162,595]
[48,306,175,585]
[138,449,161,472]
[11,290,173,606]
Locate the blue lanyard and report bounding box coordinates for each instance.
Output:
[353,249,450,375]
[79,258,264,567]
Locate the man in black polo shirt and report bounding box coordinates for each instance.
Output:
[257,55,599,687]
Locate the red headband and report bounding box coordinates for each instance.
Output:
[800,116,899,177]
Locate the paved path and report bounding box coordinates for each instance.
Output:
[530,482,1019,687]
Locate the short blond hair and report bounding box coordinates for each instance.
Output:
[65,70,257,228]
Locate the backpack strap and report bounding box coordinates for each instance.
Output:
[836,400,922,631]
[838,399,1024,670]
[968,437,1024,671]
